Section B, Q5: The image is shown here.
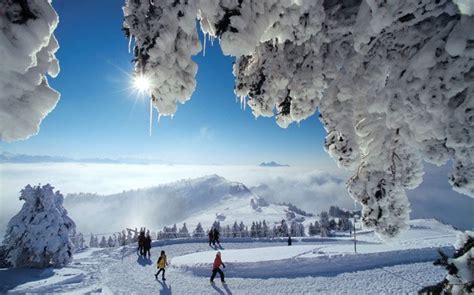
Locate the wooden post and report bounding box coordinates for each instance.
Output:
[353,216,357,254]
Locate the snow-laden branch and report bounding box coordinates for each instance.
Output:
[124,0,473,239]
[0,0,60,142]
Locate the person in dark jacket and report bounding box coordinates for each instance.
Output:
[213,228,220,247]
[137,230,145,256]
[208,230,214,247]
[288,234,292,246]
[210,251,226,283]
[144,234,152,258]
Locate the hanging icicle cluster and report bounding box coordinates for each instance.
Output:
[123,0,474,239]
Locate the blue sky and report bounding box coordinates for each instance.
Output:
[0,0,329,166]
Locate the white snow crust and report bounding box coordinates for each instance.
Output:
[0,0,60,142]
[123,0,474,239]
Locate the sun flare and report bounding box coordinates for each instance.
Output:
[133,75,151,93]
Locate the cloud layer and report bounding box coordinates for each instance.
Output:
[0,162,472,236]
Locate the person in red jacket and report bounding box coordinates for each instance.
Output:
[210,251,226,283]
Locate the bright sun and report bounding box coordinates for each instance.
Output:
[133,75,151,93]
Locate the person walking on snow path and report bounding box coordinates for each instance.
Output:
[210,251,226,283]
[213,227,221,247]
[155,250,168,280]
[144,233,152,258]
[208,230,214,247]
[137,230,145,256]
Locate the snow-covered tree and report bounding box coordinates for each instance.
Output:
[328,219,338,231]
[224,225,232,238]
[72,232,86,251]
[179,223,190,238]
[262,220,269,238]
[250,222,257,238]
[123,0,474,239]
[420,231,474,294]
[232,221,240,238]
[2,184,75,268]
[320,212,330,237]
[0,0,60,142]
[107,236,115,248]
[99,237,107,248]
[193,222,205,238]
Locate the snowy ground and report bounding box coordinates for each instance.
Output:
[0,219,456,294]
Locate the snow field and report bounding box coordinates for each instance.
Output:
[0,219,458,294]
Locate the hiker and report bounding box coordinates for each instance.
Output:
[144,233,152,258]
[137,230,145,256]
[155,250,168,280]
[288,234,292,246]
[208,229,214,247]
[210,251,226,283]
[213,227,220,247]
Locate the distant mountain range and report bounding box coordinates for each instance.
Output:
[0,152,167,164]
[259,161,289,167]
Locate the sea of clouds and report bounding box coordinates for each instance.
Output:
[0,162,472,236]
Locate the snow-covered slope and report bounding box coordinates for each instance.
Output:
[64,175,309,234]
[0,218,460,294]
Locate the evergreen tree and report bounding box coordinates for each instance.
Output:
[89,234,94,248]
[2,184,76,268]
[74,232,85,250]
[250,222,257,238]
[224,225,231,238]
[179,223,190,238]
[262,220,269,238]
[320,211,330,237]
[99,236,107,248]
[232,221,240,238]
[107,236,114,247]
[193,222,205,238]
[239,221,246,237]
[279,219,289,237]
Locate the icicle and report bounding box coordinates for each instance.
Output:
[157,113,161,125]
[203,33,207,56]
[149,98,153,136]
[239,96,247,110]
[128,36,133,54]
[210,35,214,46]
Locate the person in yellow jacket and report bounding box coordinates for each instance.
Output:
[154,250,168,280]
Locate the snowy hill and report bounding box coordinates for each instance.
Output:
[64,175,310,234]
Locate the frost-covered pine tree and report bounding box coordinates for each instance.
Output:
[2,184,75,268]
[420,231,474,294]
[99,236,107,248]
[193,222,205,238]
[262,220,269,238]
[320,212,330,237]
[89,234,95,248]
[107,236,114,248]
[179,223,190,238]
[250,222,257,238]
[232,221,240,238]
[73,232,85,251]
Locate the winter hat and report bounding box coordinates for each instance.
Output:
[216,251,221,256]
